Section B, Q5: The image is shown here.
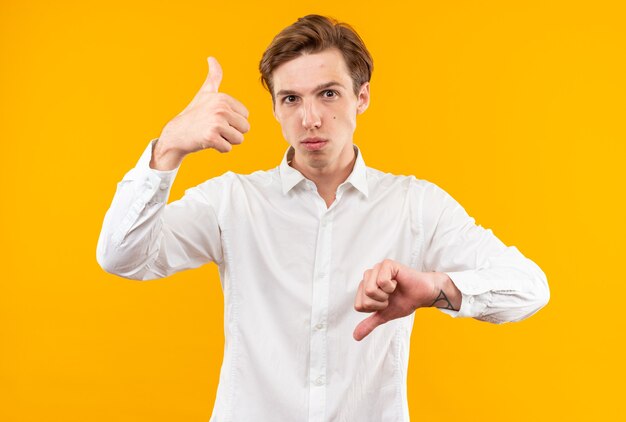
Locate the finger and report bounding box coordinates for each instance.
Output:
[360,297,388,312]
[201,56,223,94]
[353,312,385,341]
[364,264,388,302]
[182,57,224,113]
[357,279,388,313]
[225,110,251,134]
[210,137,233,153]
[219,125,245,145]
[354,280,364,311]
[221,94,250,119]
[377,260,398,294]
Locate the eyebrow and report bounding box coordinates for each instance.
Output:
[275,81,345,97]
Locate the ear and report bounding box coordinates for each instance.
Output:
[356,82,370,115]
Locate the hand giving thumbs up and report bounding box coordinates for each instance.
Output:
[151,57,250,170]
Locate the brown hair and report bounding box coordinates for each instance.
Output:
[259,14,373,99]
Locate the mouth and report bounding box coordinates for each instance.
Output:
[301,137,328,151]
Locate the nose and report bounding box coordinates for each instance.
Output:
[301,100,321,130]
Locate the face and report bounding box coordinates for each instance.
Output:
[271,48,370,172]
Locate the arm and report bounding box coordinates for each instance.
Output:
[96,57,250,280]
[95,139,225,280]
[420,181,550,323]
[352,180,549,340]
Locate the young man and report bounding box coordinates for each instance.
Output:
[97,14,549,422]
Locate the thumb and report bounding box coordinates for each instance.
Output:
[202,56,223,93]
[353,312,386,342]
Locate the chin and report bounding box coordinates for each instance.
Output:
[307,160,329,169]
[310,151,338,167]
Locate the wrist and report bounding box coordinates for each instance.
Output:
[428,272,462,311]
[150,138,185,171]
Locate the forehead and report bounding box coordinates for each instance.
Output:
[272,48,352,94]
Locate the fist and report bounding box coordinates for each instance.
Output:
[152,57,250,169]
[353,259,454,341]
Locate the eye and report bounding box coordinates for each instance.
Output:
[283,95,298,104]
[322,90,337,98]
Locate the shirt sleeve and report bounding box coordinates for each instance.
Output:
[418,180,550,323]
[96,139,224,280]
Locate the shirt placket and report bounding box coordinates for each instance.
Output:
[307,190,335,422]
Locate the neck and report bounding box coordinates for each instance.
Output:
[290,145,357,207]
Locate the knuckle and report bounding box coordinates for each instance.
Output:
[377,278,391,289]
[214,107,230,118]
[364,285,378,297]
[198,134,212,147]
[206,127,221,140]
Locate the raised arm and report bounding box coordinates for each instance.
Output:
[96,57,250,280]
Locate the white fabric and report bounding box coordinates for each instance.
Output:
[97,139,549,421]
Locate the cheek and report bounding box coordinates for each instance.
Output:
[281,115,300,138]
[345,112,357,129]
[276,111,292,127]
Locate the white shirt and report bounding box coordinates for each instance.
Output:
[97,139,549,422]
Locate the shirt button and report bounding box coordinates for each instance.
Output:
[468,296,475,304]
[314,375,325,386]
[159,183,168,190]
[315,323,325,330]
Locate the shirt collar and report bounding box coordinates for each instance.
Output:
[279,145,369,198]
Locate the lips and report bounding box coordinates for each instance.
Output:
[301,137,328,151]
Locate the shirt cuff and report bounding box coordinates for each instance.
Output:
[135,138,179,203]
[437,271,492,318]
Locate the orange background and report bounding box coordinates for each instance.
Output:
[1,0,624,420]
